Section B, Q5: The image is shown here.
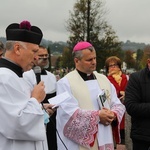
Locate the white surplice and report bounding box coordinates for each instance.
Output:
[56,70,125,150]
[23,69,56,94]
[0,68,48,150]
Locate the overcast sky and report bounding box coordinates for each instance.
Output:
[0,0,150,44]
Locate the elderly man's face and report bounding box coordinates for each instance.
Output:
[16,42,39,72]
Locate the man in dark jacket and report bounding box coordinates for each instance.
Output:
[125,54,150,150]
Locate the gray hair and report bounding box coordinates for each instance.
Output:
[72,46,95,59]
[0,41,4,51]
[6,41,27,51]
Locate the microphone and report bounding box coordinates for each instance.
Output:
[33,66,41,84]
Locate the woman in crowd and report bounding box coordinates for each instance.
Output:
[105,56,128,144]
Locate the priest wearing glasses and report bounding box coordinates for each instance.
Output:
[0,20,49,150]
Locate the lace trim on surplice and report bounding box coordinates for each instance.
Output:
[64,109,99,148]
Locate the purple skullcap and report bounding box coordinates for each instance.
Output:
[6,20,43,45]
[73,41,93,52]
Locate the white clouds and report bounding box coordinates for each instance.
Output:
[0,0,150,44]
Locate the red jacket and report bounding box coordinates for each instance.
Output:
[108,73,128,129]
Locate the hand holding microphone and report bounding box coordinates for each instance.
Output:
[33,66,42,84]
[31,66,46,103]
[31,81,46,103]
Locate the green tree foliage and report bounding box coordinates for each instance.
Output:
[140,45,150,69]
[61,47,74,69]
[66,0,105,45]
[135,49,143,70]
[96,23,122,69]
[124,50,136,69]
[66,0,121,71]
[55,56,62,69]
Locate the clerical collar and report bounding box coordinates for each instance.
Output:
[41,69,47,75]
[0,58,23,77]
[77,69,95,81]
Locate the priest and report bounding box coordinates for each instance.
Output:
[0,20,48,150]
[56,41,125,150]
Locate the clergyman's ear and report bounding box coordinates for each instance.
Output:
[14,43,21,56]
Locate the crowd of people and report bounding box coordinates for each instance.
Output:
[0,20,149,150]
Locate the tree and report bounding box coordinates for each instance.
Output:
[67,0,106,43]
[124,50,136,69]
[55,56,62,69]
[140,45,150,69]
[61,47,74,69]
[135,49,143,70]
[96,23,122,69]
[66,0,121,71]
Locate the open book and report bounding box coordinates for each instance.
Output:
[97,90,110,109]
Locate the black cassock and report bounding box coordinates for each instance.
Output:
[43,93,57,150]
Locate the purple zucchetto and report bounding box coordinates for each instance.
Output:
[6,20,43,45]
[73,41,93,52]
[19,20,32,30]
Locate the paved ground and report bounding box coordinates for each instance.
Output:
[116,144,126,150]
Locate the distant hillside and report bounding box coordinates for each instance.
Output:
[0,37,148,52]
[121,40,148,51]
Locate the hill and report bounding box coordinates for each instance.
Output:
[0,37,148,53]
[121,40,148,51]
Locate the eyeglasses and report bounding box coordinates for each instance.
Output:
[108,64,118,68]
[38,54,49,58]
